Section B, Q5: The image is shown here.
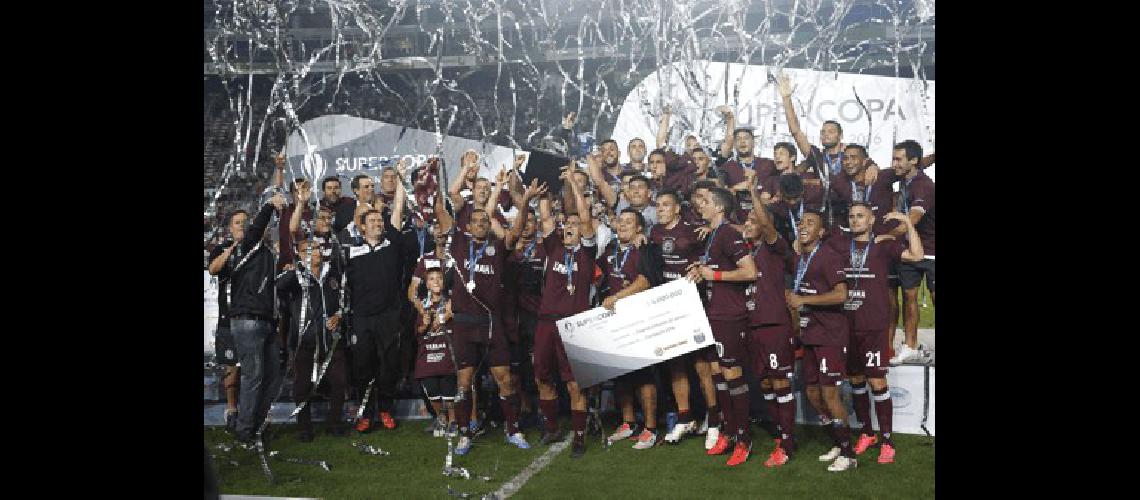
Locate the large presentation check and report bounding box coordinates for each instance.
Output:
[556,279,715,388]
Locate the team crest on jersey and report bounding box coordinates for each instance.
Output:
[662,237,675,254]
[693,330,705,344]
[485,245,495,257]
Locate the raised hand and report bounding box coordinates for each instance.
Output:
[777,73,793,98]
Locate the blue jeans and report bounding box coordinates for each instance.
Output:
[231,318,281,438]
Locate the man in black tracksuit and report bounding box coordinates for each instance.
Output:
[277,238,349,441]
[225,193,286,443]
[344,208,406,432]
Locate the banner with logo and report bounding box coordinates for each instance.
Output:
[611,61,935,181]
[282,114,530,192]
[556,279,715,388]
[793,363,935,436]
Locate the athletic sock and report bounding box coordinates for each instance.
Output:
[774,386,796,453]
[539,398,559,434]
[712,372,731,430]
[571,409,587,439]
[500,393,521,435]
[851,381,873,436]
[872,386,893,446]
[678,409,692,424]
[832,419,853,458]
[727,377,751,445]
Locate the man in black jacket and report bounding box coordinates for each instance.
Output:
[344,208,406,433]
[223,192,286,443]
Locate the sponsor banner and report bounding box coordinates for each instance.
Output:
[556,279,714,388]
[792,362,935,436]
[283,114,531,192]
[612,61,935,181]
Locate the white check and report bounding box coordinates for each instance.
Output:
[556,278,714,388]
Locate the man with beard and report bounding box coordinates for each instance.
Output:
[433,179,545,455]
[531,171,597,458]
[826,203,923,465]
[885,140,935,365]
[650,190,719,446]
[687,187,758,466]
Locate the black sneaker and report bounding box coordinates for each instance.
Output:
[235,431,255,446]
[570,438,586,458]
[540,431,563,445]
[224,409,239,434]
[298,427,315,443]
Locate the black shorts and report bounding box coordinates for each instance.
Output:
[419,375,457,401]
[897,258,935,292]
[214,319,238,366]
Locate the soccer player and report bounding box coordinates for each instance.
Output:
[415,267,458,438]
[531,170,597,458]
[433,177,541,455]
[650,190,719,445]
[886,140,935,364]
[741,173,799,467]
[787,210,855,472]
[600,208,661,449]
[625,138,648,173]
[687,187,758,466]
[827,203,924,464]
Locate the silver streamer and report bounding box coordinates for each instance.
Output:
[351,441,392,456]
[205,0,932,489]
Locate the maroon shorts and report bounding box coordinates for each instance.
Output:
[748,323,795,380]
[533,319,575,383]
[451,319,510,370]
[802,344,847,386]
[847,328,889,378]
[708,318,749,369]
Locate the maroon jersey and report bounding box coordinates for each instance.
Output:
[659,151,699,196]
[831,167,900,235]
[702,223,751,321]
[455,196,510,231]
[536,231,597,318]
[746,236,792,326]
[793,243,849,346]
[412,253,446,282]
[508,239,545,313]
[414,299,456,378]
[720,157,778,187]
[599,240,642,297]
[449,230,507,314]
[277,204,314,269]
[899,171,935,257]
[680,203,705,226]
[733,175,782,224]
[826,234,906,332]
[650,220,702,281]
